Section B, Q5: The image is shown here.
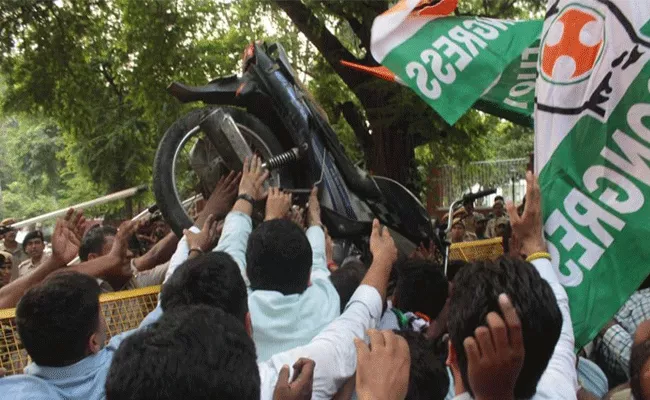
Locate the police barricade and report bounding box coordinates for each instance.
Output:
[449,237,504,262]
[0,285,160,376]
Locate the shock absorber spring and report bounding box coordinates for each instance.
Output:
[262,143,308,170]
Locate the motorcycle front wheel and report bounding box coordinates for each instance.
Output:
[153,106,293,237]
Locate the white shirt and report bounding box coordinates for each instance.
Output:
[167,212,341,362]
[258,284,382,399]
[452,258,579,400]
[164,219,380,399]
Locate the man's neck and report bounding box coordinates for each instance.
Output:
[32,255,43,264]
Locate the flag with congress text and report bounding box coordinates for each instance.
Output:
[535,0,650,348]
[370,0,541,125]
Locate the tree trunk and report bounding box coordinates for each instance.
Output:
[354,81,416,187]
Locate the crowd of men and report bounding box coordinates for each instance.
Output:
[0,155,648,400]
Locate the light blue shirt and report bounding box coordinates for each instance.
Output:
[0,330,137,400]
[214,211,341,362]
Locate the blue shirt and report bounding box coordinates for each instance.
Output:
[214,211,340,362]
[0,331,136,400]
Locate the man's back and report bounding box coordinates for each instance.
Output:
[0,333,129,400]
[251,277,340,361]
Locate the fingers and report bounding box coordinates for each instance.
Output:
[474,326,495,359]
[63,208,74,222]
[202,214,216,232]
[243,157,250,174]
[256,170,270,187]
[371,219,381,241]
[382,330,397,353]
[310,186,318,200]
[367,329,385,349]
[498,294,523,350]
[486,312,509,353]
[506,200,520,225]
[277,364,290,386]
[292,358,315,385]
[354,337,370,361]
[464,336,481,366]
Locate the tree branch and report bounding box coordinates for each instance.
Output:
[272,0,370,89]
[99,62,123,105]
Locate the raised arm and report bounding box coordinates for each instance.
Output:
[65,219,139,280]
[0,209,85,309]
[131,232,179,272]
[216,156,268,276]
[507,171,577,394]
[305,187,329,281]
[262,219,398,399]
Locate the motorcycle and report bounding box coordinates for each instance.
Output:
[153,41,438,262]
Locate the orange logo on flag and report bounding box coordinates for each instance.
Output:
[541,7,604,83]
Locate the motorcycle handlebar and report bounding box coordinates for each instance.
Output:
[462,188,497,203]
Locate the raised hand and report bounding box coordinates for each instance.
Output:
[184,214,220,254]
[506,171,546,256]
[306,187,321,227]
[239,155,270,201]
[355,330,410,400]
[288,206,305,229]
[51,208,86,265]
[209,171,241,212]
[464,294,525,400]
[265,187,292,221]
[273,358,315,400]
[410,240,436,261]
[369,219,397,267]
[109,219,139,265]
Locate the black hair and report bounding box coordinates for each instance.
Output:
[161,252,249,323]
[329,258,366,313]
[22,230,44,251]
[393,259,448,320]
[630,340,650,400]
[246,219,312,295]
[448,257,562,399]
[79,225,117,261]
[495,195,505,203]
[395,331,449,400]
[106,305,260,400]
[446,260,468,282]
[16,272,100,367]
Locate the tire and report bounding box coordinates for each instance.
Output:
[153,106,292,237]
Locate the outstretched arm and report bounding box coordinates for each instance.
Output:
[0,209,85,309]
[216,156,268,278]
[261,219,398,399]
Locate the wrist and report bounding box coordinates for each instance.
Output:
[521,240,547,256]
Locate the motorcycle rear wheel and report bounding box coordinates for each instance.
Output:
[153,106,292,237]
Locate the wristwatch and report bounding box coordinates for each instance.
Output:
[236,193,254,205]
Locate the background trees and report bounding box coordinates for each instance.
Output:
[0,0,539,220]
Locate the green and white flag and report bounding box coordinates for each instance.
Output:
[370,0,542,125]
[535,0,650,347]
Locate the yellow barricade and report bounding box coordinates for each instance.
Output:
[0,285,160,376]
[449,237,504,262]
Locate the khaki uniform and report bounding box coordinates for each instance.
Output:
[486,216,509,238]
[0,243,27,281]
[17,258,42,279]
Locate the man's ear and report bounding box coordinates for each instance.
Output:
[245,312,253,338]
[88,332,102,355]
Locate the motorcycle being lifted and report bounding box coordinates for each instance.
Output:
[153,41,437,261]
